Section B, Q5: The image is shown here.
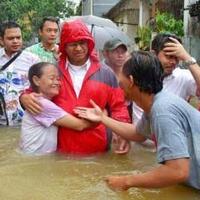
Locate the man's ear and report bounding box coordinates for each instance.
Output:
[128,75,134,87]
[0,36,4,46]
[38,29,42,37]
[150,49,156,54]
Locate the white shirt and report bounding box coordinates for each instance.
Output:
[67,59,90,97]
[132,67,197,124]
[0,48,40,126]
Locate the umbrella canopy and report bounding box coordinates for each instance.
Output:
[86,24,132,50]
[79,15,118,28]
[64,15,132,51]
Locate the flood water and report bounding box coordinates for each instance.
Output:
[0,127,199,200]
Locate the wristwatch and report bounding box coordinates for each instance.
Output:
[182,57,197,69]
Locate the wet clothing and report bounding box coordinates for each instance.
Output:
[53,20,130,155]
[0,49,40,126]
[20,97,66,154]
[137,91,200,190]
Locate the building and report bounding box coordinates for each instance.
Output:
[82,0,120,16]
[104,0,150,46]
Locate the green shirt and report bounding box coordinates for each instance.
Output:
[26,43,57,64]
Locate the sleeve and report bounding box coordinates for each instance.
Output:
[153,113,190,163]
[184,70,197,97]
[106,70,131,123]
[32,98,67,127]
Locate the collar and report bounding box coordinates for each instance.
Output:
[0,48,20,58]
[67,59,90,71]
[39,42,57,52]
[163,67,179,81]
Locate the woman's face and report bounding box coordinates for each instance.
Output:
[35,64,60,99]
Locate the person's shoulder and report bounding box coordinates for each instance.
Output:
[152,91,178,111]
[100,63,115,75]
[37,96,54,106]
[0,48,5,57]
[174,67,193,79]
[22,49,40,61]
[26,43,40,51]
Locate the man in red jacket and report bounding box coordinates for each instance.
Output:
[20,20,130,155]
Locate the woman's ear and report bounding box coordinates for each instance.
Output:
[32,75,40,87]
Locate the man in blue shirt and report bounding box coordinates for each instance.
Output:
[75,51,200,190]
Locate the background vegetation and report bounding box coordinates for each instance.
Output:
[135,11,184,50]
[0,0,76,44]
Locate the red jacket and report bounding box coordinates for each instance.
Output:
[53,20,130,155]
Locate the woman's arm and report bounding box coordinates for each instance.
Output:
[53,114,93,131]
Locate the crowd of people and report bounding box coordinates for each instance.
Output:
[1,16,200,191]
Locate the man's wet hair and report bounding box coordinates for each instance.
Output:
[39,16,59,31]
[123,51,163,94]
[0,21,21,38]
[151,33,182,54]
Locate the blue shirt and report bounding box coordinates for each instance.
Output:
[137,90,200,189]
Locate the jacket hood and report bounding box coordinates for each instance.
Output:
[59,19,95,56]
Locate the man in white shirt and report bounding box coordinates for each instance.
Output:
[0,21,40,126]
[132,33,200,124]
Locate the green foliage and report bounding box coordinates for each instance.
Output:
[0,0,76,43]
[135,11,184,51]
[155,11,184,37]
[135,26,152,51]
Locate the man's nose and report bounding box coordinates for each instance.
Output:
[13,38,19,43]
[75,44,82,50]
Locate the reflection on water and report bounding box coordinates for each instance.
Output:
[0,127,199,200]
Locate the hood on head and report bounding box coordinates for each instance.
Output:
[59,19,95,57]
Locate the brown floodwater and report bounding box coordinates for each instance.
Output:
[0,127,199,200]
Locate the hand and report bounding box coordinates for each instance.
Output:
[105,175,130,191]
[163,37,191,61]
[112,133,130,154]
[20,93,43,115]
[74,99,103,122]
[53,45,62,60]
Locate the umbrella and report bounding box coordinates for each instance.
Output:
[64,15,132,50]
[86,24,132,50]
[78,15,118,28]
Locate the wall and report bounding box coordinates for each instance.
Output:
[184,0,200,63]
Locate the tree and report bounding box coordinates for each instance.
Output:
[0,0,76,43]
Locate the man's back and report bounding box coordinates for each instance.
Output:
[151,91,200,189]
